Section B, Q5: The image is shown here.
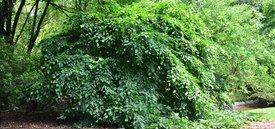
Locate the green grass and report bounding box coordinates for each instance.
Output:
[245,107,275,120]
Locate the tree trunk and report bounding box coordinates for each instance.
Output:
[11,0,25,43]
[4,0,14,44]
[30,0,39,41]
[0,1,5,35]
[27,0,51,52]
[15,2,36,43]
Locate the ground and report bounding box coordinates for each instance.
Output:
[0,111,72,129]
[0,110,117,129]
[245,107,275,120]
[1,107,275,129]
[241,120,275,129]
[240,106,275,129]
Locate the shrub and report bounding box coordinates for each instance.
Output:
[0,38,38,110]
[29,0,247,128]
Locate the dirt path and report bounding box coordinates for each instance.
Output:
[241,120,275,129]
[0,111,73,129]
[0,111,116,129]
[1,110,274,129]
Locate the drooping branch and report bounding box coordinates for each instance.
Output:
[49,2,75,17]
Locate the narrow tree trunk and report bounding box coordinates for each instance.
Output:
[75,0,78,10]
[79,0,82,10]
[0,1,5,35]
[15,3,36,43]
[30,0,39,40]
[28,0,51,52]
[84,0,88,10]
[11,0,25,43]
[5,0,13,44]
[5,0,12,36]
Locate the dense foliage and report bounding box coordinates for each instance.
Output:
[0,0,274,128]
[28,0,252,128]
[0,38,37,109]
[199,0,275,101]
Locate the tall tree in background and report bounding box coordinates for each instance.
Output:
[0,0,107,52]
[27,0,51,52]
[0,0,51,52]
[0,0,25,44]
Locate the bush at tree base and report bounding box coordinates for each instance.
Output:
[0,38,38,110]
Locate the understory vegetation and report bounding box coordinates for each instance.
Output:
[0,0,274,128]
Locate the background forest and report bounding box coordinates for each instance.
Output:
[0,0,274,128]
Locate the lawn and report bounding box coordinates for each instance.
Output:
[245,107,275,120]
